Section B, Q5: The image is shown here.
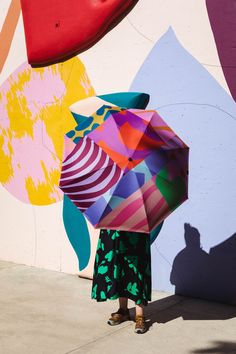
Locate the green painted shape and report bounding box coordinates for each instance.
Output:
[97,239,105,251]
[111,231,120,240]
[98,92,150,109]
[97,239,102,250]
[100,291,106,300]
[156,167,186,209]
[105,250,114,262]
[114,264,119,278]
[105,275,111,283]
[126,282,139,295]
[62,195,90,271]
[128,263,137,274]
[98,265,108,274]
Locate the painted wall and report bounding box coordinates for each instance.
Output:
[0,0,235,304]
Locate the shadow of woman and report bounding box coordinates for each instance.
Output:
[191,340,236,353]
[129,292,236,331]
[129,223,236,331]
[170,223,236,304]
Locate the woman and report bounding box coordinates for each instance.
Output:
[91,228,151,334]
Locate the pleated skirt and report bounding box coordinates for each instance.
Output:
[91,229,152,306]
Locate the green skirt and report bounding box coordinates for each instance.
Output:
[91,229,152,306]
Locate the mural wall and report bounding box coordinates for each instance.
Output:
[0,0,235,304]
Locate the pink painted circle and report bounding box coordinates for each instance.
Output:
[0,58,94,205]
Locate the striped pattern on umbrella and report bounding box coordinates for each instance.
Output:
[59,136,123,211]
[94,176,170,233]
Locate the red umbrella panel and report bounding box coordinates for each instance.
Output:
[59,108,189,233]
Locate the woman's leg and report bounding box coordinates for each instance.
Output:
[119,297,128,310]
[135,303,144,316]
[134,303,147,333]
[108,297,129,325]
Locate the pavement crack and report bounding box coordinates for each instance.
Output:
[64,322,133,354]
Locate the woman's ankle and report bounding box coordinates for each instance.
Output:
[135,304,144,317]
[119,297,128,310]
[118,307,129,314]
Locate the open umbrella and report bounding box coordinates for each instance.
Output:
[59,107,189,233]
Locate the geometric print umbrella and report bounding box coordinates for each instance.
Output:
[59,107,189,233]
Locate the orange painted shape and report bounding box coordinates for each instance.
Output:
[0,0,21,73]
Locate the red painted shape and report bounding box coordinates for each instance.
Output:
[206,0,236,101]
[20,0,139,67]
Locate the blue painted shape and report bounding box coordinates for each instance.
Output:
[91,123,99,130]
[66,130,75,138]
[96,104,112,115]
[71,112,89,125]
[63,195,90,271]
[73,137,81,144]
[131,27,236,303]
[98,92,150,109]
[75,116,93,131]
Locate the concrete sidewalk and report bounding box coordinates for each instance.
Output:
[0,260,235,354]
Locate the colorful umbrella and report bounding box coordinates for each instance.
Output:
[59,107,189,233]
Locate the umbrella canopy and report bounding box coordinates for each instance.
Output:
[59,107,189,233]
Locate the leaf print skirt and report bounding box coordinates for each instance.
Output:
[91,229,152,306]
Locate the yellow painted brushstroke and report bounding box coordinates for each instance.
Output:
[25,160,61,205]
[6,67,34,138]
[7,141,13,154]
[1,57,95,204]
[41,57,95,161]
[0,134,13,183]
